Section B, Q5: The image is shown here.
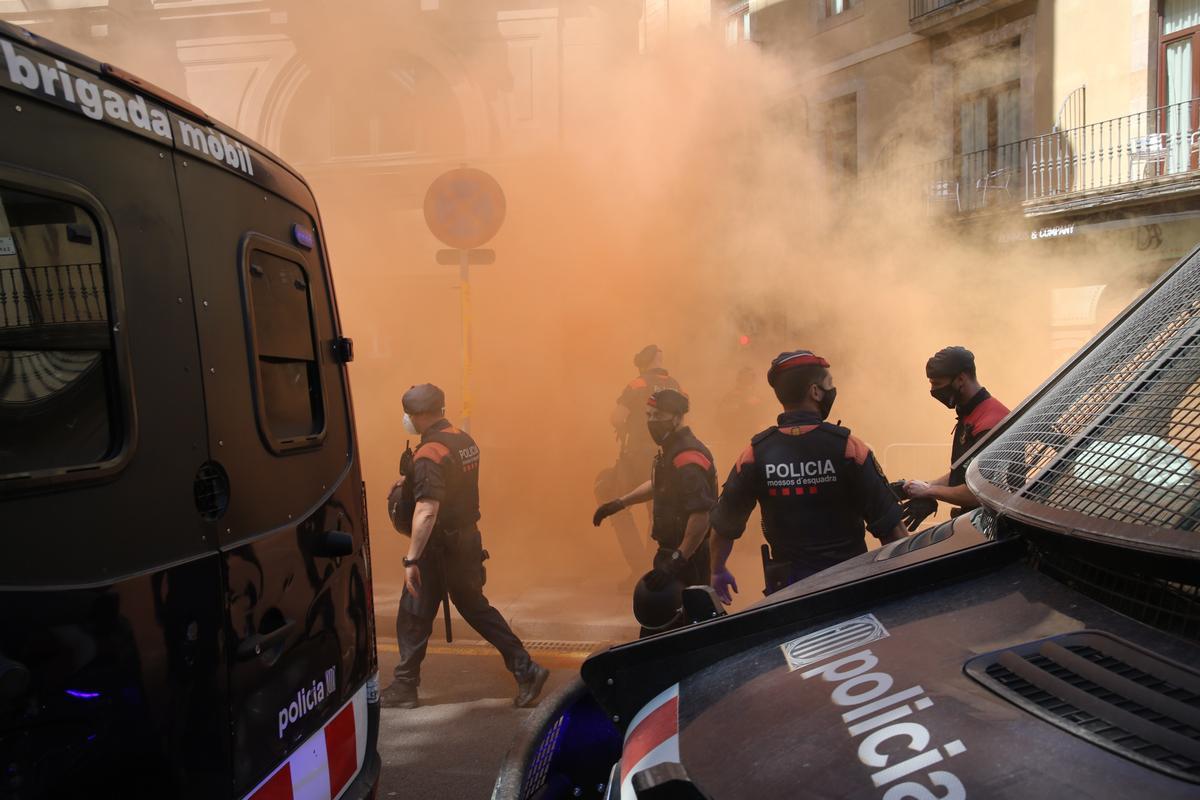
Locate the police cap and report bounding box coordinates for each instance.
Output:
[648,388,689,415]
[767,350,830,387]
[402,383,445,415]
[926,346,975,379]
[634,344,661,370]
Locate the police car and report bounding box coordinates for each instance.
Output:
[494,247,1200,798]
[0,23,380,799]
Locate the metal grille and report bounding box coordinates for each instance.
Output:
[966,631,1200,782]
[974,250,1200,539]
[519,713,566,800]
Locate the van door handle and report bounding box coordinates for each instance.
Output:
[236,618,295,660]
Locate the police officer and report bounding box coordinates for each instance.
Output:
[708,351,907,601]
[593,388,717,635]
[381,384,548,709]
[901,346,1010,528]
[595,345,682,583]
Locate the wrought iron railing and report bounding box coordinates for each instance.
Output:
[909,0,964,22]
[0,264,107,329]
[866,97,1200,216]
[1028,97,1200,200]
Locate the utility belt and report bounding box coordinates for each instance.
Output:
[759,542,849,596]
[428,524,490,576]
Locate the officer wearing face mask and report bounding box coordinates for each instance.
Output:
[901,346,1009,526]
[381,383,548,710]
[593,388,717,635]
[708,351,907,601]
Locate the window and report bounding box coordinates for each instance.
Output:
[1160,0,1200,173]
[0,186,119,477]
[815,94,858,176]
[953,42,1020,206]
[725,2,751,46]
[821,0,855,18]
[244,244,324,451]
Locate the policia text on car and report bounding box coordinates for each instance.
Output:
[593,388,718,636]
[383,383,548,709]
[708,351,908,599]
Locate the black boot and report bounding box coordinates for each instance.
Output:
[513,663,550,708]
[380,681,419,709]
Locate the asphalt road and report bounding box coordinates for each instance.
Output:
[375,641,589,800]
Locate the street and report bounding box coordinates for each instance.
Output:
[375,643,589,800]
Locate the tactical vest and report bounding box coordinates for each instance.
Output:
[651,427,717,549]
[748,423,868,565]
[418,423,482,532]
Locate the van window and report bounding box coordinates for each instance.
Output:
[246,248,323,447]
[0,186,117,477]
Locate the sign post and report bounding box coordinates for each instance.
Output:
[423,167,506,432]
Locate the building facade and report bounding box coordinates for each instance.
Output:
[727,0,1200,356]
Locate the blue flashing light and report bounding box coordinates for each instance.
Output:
[65,689,101,699]
[292,224,315,250]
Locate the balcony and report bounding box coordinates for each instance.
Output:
[909,0,1025,35]
[880,98,1200,220]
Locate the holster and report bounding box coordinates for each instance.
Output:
[761,543,792,596]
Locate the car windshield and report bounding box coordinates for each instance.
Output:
[970,248,1200,552]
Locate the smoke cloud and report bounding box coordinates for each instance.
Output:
[37,11,1137,612]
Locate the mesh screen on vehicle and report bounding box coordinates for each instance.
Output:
[973,250,1200,535]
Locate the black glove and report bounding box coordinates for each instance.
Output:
[888,480,909,501]
[593,499,626,526]
[900,497,937,532]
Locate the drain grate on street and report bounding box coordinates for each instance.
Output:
[379,638,611,658]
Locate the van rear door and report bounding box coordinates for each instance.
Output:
[0,39,228,797]
[170,139,373,796]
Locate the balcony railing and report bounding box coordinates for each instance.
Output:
[909,0,964,22]
[1028,98,1200,200]
[875,97,1200,217]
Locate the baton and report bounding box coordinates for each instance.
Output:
[440,557,453,644]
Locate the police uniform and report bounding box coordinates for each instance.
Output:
[393,419,537,690]
[598,363,682,575]
[649,424,718,586]
[711,409,902,591]
[948,387,1009,489]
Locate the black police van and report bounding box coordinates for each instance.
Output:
[0,23,380,800]
[495,247,1200,798]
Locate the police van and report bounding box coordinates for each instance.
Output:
[495,247,1200,798]
[0,23,380,799]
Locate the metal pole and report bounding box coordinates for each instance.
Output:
[459,248,472,433]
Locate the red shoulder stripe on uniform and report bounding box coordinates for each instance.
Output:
[844,435,871,466]
[967,397,1009,435]
[415,441,451,462]
[673,450,712,471]
[629,377,648,389]
[442,425,462,434]
[735,445,755,474]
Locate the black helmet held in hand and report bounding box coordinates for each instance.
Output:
[633,570,684,632]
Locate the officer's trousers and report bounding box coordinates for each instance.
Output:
[394,527,532,687]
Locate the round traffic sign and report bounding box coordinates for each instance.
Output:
[423,168,507,250]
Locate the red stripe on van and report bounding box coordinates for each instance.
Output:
[325,701,358,796]
[249,764,293,800]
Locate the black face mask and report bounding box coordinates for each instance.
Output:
[930,383,958,409]
[648,419,677,445]
[817,386,837,420]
